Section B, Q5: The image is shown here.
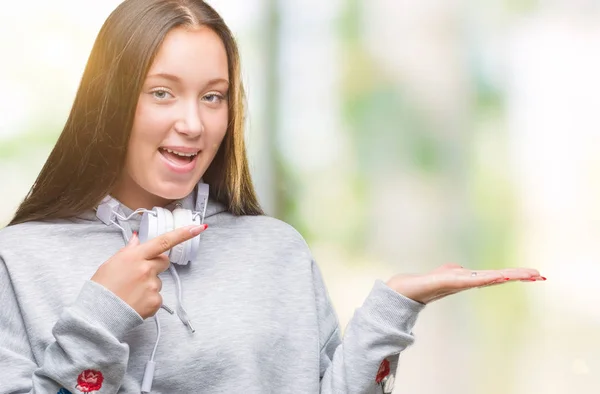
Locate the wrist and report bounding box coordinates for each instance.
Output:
[73,280,143,339]
[385,277,429,305]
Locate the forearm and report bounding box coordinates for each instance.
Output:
[1,280,143,394]
[319,280,425,394]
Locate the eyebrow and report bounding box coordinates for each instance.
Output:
[146,73,229,87]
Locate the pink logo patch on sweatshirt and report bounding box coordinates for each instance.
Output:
[75,369,104,393]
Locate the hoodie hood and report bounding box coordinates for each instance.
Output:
[75,182,228,227]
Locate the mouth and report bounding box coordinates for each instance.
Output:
[158,147,200,166]
[158,146,202,174]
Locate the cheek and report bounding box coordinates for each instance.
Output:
[204,108,229,151]
[131,104,171,147]
[127,102,166,171]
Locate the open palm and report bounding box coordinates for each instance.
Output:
[386,263,545,304]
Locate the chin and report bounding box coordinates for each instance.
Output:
[151,179,200,201]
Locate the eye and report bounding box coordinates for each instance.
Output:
[150,88,174,100]
[202,92,225,104]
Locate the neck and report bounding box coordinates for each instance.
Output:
[111,176,172,211]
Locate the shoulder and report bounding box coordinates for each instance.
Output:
[1,218,75,239]
[243,214,306,239]
[0,220,50,245]
[0,221,44,264]
[0,217,92,256]
[215,212,313,261]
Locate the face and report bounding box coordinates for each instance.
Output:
[114,26,229,209]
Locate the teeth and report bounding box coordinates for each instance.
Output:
[161,148,197,157]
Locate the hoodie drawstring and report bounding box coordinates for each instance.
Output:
[168,264,195,333]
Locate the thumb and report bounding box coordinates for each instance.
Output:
[127,231,140,248]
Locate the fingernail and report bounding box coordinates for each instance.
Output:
[504,278,510,281]
[189,225,206,236]
[541,277,547,281]
[133,231,138,236]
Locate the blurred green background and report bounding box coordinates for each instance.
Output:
[1,1,598,393]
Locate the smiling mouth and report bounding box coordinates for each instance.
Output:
[158,147,199,165]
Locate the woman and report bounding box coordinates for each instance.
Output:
[0,1,544,393]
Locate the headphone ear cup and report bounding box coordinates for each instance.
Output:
[163,208,174,258]
[171,208,193,265]
[188,212,202,264]
[139,207,173,258]
[139,207,161,244]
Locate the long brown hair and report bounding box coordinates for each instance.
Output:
[9,0,263,226]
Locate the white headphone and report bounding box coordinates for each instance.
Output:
[96,183,210,265]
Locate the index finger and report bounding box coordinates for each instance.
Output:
[140,224,207,259]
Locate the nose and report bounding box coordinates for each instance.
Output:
[174,101,204,137]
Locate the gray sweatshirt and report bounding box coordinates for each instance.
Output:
[0,193,424,394]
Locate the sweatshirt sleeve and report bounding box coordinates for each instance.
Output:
[313,260,425,394]
[0,257,144,394]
